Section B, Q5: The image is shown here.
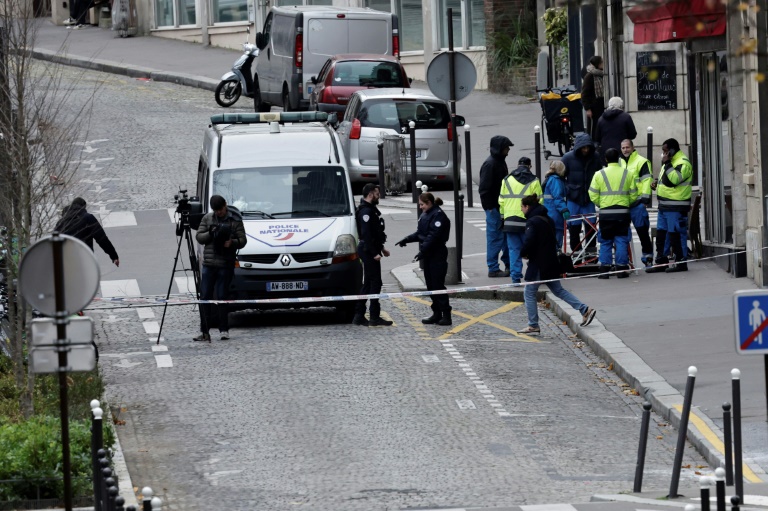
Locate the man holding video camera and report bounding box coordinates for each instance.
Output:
[194,195,247,342]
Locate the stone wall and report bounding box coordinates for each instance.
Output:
[489,66,537,97]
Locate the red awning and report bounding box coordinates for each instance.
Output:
[627,0,726,44]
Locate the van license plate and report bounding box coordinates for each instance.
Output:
[267,281,309,292]
[403,149,422,158]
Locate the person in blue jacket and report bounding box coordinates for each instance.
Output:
[561,133,604,254]
[542,160,569,249]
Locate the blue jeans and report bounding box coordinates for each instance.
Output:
[598,230,630,266]
[505,231,524,282]
[524,272,588,328]
[200,265,234,333]
[659,210,688,260]
[485,208,509,272]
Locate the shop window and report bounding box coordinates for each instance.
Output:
[437,0,485,49]
[364,0,423,53]
[155,0,195,26]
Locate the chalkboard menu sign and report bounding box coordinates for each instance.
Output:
[636,51,677,111]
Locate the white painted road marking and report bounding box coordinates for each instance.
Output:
[137,308,154,319]
[154,354,173,368]
[142,321,159,334]
[175,276,196,294]
[100,279,141,297]
[101,211,137,228]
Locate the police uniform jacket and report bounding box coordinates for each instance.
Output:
[620,150,652,208]
[498,166,543,233]
[196,206,247,268]
[356,198,386,256]
[657,150,693,213]
[402,205,451,259]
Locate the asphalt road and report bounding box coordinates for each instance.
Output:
[53,66,712,510]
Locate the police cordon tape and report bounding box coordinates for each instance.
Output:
[84,248,747,310]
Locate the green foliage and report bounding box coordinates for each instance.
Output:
[488,14,539,73]
[542,7,568,47]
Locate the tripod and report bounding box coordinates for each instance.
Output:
[156,210,201,345]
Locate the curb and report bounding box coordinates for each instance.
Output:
[544,292,766,483]
[30,48,219,91]
[109,407,140,508]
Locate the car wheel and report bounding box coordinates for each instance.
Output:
[253,83,270,113]
[282,87,292,112]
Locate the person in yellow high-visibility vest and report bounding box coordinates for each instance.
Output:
[620,139,653,267]
[588,148,636,279]
[499,157,542,284]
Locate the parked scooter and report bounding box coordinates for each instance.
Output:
[215,28,259,108]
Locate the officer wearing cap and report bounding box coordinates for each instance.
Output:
[353,183,393,326]
[499,156,542,284]
[478,135,514,278]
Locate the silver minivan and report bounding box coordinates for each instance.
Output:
[336,89,464,190]
[254,6,399,112]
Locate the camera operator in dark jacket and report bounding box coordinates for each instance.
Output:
[396,193,452,326]
[194,195,247,342]
[561,133,604,253]
[478,135,513,277]
[55,197,119,266]
[353,184,393,327]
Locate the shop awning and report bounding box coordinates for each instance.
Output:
[627,0,726,44]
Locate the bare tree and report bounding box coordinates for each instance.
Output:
[0,4,98,416]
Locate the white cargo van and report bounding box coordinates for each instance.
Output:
[253,6,399,112]
[192,111,362,320]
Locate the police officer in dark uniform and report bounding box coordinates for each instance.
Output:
[353,183,394,326]
[397,193,452,326]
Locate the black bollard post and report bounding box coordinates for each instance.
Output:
[669,366,697,498]
[377,142,386,199]
[107,482,118,511]
[126,507,138,511]
[409,121,417,205]
[723,402,734,486]
[97,451,109,508]
[142,486,153,511]
[534,125,542,181]
[732,369,744,502]
[715,467,727,511]
[633,402,652,492]
[115,496,125,511]
[464,125,473,208]
[731,495,741,511]
[700,476,712,511]
[91,401,104,511]
[646,126,653,161]
[100,466,112,511]
[457,194,464,282]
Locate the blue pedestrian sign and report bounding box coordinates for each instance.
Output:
[733,290,768,355]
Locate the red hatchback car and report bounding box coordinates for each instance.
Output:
[308,54,411,113]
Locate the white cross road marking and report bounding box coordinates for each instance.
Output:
[175,276,196,294]
[456,399,476,410]
[101,211,137,228]
[151,345,168,352]
[521,504,579,511]
[137,308,155,319]
[421,355,440,363]
[154,354,173,368]
[73,139,109,153]
[100,279,141,297]
[142,321,160,334]
[101,315,128,324]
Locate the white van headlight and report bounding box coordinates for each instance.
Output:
[333,234,356,256]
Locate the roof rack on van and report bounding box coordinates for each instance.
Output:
[209,112,329,125]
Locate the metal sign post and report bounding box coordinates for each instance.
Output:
[732,290,768,423]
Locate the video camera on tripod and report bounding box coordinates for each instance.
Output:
[173,189,203,235]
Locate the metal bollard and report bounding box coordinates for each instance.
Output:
[91,401,104,511]
[646,126,653,161]
[731,495,741,511]
[142,486,153,511]
[100,467,113,511]
[98,451,110,507]
[115,496,125,511]
[534,125,542,181]
[377,142,386,199]
[633,402,652,492]
[126,506,138,511]
[715,467,726,511]
[457,194,464,281]
[409,121,417,204]
[464,125,473,208]
[731,369,744,501]
[669,366,697,498]
[151,497,162,510]
[723,402,734,486]
[415,181,423,219]
[700,476,712,511]
[108,484,119,511]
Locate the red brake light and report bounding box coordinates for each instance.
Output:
[350,118,361,140]
[447,121,453,142]
[393,35,400,58]
[561,117,569,123]
[295,34,303,68]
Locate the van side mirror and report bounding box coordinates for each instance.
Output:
[311,76,318,85]
[256,32,266,50]
[408,77,413,84]
[453,115,466,127]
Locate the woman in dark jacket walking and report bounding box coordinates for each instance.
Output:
[396,193,452,325]
[518,194,596,334]
[581,55,605,140]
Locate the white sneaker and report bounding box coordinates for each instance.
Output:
[63,17,76,25]
[219,331,230,341]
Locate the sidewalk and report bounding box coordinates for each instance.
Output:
[30,18,768,492]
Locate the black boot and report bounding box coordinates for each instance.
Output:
[422,310,441,324]
[568,225,582,253]
[616,265,630,278]
[645,258,667,273]
[437,308,452,326]
[666,261,688,273]
[597,265,611,279]
[352,314,369,326]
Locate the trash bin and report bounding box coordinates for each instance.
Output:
[382,134,408,195]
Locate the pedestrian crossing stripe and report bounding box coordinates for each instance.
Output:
[100,279,141,297]
[101,211,137,228]
[174,276,196,294]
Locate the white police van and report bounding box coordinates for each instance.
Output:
[193,111,362,320]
